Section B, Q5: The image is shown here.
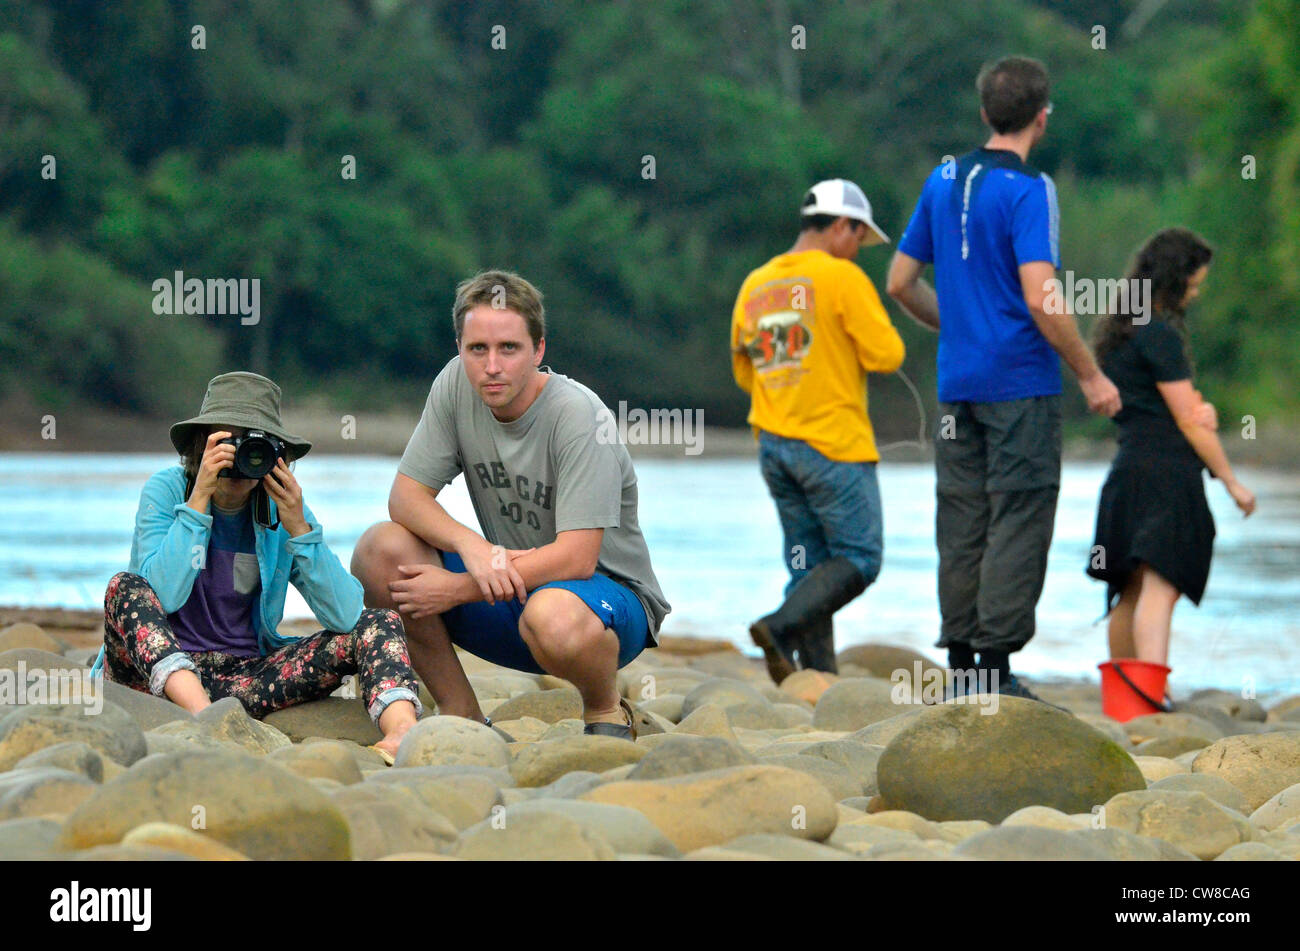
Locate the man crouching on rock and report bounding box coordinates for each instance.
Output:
[352,270,671,741]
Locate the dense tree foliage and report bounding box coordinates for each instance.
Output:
[0,0,1294,434]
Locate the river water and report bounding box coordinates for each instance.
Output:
[1,453,1297,694]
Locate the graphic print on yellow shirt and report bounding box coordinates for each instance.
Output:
[731,250,905,463]
[740,278,816,388]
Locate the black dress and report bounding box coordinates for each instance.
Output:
[1087,318,1215,613]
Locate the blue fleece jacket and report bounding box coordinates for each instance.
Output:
[128,465,364,655]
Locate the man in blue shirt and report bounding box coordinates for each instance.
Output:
[887,56,1120,700]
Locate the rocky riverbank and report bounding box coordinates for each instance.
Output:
[1,616,1298,861]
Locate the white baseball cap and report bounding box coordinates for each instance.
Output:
[801,178,890,246]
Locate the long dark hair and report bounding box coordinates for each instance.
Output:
[1093,227,1213,366]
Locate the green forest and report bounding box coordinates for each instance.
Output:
[1,0,1297,443]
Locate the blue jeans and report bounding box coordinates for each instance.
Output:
[758,431,883,597]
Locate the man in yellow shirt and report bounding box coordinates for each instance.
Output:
[732,179,905,682]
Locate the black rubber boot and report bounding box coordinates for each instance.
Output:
[750,557,865,683]
[799,614,838,674]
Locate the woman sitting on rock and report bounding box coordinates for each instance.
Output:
[92,372,422,760]
[1088,228,1256,669]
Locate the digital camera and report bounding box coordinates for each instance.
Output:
[218,431,286,480]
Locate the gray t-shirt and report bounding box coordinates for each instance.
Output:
[397,357,671,639]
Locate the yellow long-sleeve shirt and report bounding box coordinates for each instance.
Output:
[731,249,904,462]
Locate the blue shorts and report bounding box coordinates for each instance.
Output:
[437,551,651,675]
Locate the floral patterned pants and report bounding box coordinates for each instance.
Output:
[102,571,422,723]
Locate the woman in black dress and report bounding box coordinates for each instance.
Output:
[1088,228,1256,668]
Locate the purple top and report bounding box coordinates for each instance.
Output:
[169,501,261,656]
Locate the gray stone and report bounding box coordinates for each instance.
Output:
[1187,689,1267,722]
[680,679,770,719]
[504,800,681,857]
[1214,842,1292,861]
[1149,772,1251,814]
[0,767,97,819]
[149,697,291,754]
[264,697,381,745]
[1102,789,1256,860]
[813,678,912,731]
[724,833,856,861]
[487,687,584,724]
[953,826,1115,860]
[760,753,864,801]
[394,716,510,769]
[0,700,147,770]
[366,768,503,829]
[798,739,884,794]
[330,783,458,859]
[0,816,64,859]
[848,707,928,746]
[456,809,617,860]
[627,734,754,781]
[59,748,351,859]
[268,740,364,785]
[509,735,645,787]
[0,648,189,731]
[1191,732,1300,811]
[14,740,105,782]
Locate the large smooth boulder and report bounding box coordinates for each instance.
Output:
[365,767,502,830]
[0,624,66,654]
[0,648,189,731]
[121,822,250,860]
[393,716,510,769]
[1186,689,1267,723]
[329,784,458,859]
[1101,789,1256,860]
[813,678,911,731]
[1250,782,1300,832]
[952,826,1114,860]
[264,698,381,745]
[1191,733,1300,811]
[14,741,106,782]
[0,700,146,771]
[486,687,583,724]
[627,734,754,780]
[835,644,942,682]
[679,679,770,719]
[58,749,351,859]
[581,764,838,852]
[1149,772,1251,814]
[268,740,364,785]
[0,816,64,859]
[149,697,291,754]
[877,697,1145,822]
[455,809,616,860]
[509,735,645,787]
[503,800,681,858]
[848,708,928,747]
[758,754,863,801]
[0,767,97,819]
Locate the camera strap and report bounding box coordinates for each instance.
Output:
[253,485,281,531]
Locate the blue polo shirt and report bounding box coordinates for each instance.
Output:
[898,147,1062,403]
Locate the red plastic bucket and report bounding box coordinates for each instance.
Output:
[1098,658,1172,722]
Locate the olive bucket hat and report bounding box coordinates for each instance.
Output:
[169,372,312,459]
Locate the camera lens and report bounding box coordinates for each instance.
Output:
[235,435,277,479]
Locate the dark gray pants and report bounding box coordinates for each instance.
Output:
[934,396,1061,654]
